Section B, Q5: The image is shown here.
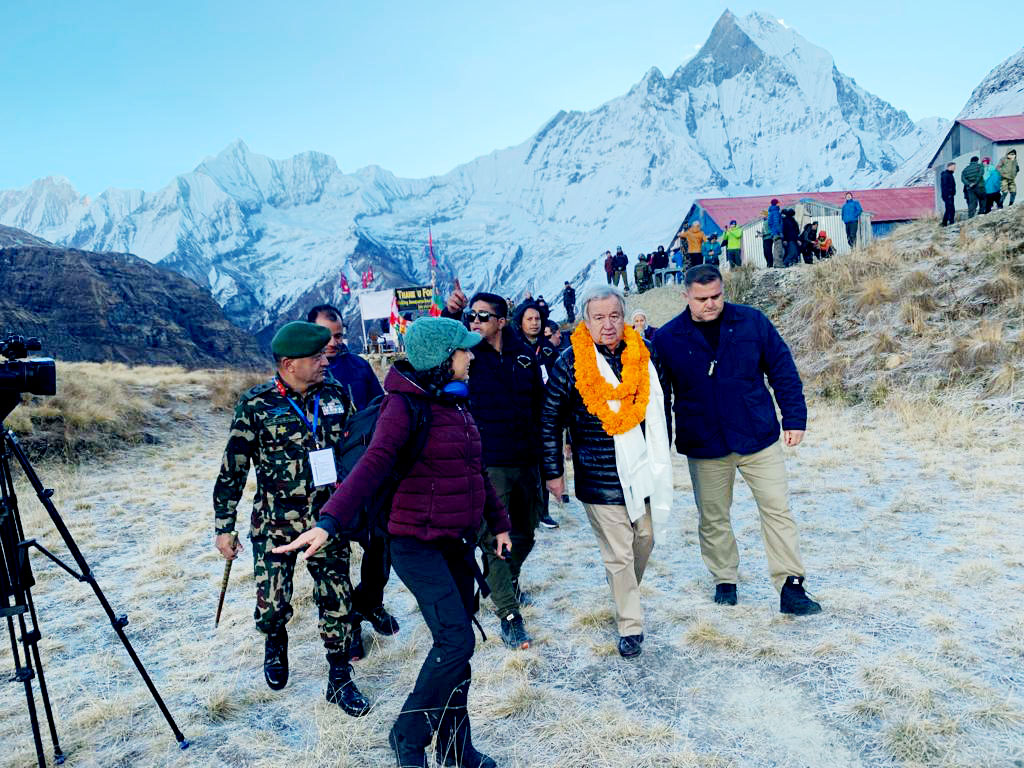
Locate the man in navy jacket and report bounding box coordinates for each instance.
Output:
[653,265,820,615]
[307,305,397,655]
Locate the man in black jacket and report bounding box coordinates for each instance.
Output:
[940,162,957,226]
[654,265,820,615]
[961,156,985,218]
[562,281,577,323]
[444,288,545,650]
[541,284,672,659]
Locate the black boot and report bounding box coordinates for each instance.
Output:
[714,583,737,606]
[325,651,371,717]
[364,605,400,635]
[780,576,822,616]
[263,629,288,690]
[389,724,428,768]
[435,673,496,768]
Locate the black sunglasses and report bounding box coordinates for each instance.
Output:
[465,310,497,322]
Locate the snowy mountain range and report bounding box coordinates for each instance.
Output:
[1,10,1017,332]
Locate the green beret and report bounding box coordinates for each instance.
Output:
[271,321,331,358]
[405,317,481,371]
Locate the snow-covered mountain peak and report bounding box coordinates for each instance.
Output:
[5,8,1000,338]
[958,46,1024,118]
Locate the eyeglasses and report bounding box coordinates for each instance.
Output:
[465,311,496,322]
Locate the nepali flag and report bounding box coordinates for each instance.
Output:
[340,273,350,295]
[389,292,400,326]
[428,283,443,317]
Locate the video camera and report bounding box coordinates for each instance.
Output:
[0,334,56,397]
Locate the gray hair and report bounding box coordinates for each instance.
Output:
[580,284,626,321]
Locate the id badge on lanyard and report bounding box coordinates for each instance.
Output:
[277,379,338,487]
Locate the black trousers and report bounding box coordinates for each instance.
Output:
[762,238,774,267]
[941,195,956,226]
[389,535,477,749]
[564,303,575,323]
[845,220,859,247]
[352,536,391,614]
[686,251,702,269]
[966,188,982,218]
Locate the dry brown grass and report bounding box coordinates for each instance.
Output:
[7,362,269,461]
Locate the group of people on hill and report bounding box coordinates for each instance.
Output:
[214,262,822,767]
[940,149,1019,225]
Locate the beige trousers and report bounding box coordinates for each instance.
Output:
[687,440,804,591]
[582,503,653,636]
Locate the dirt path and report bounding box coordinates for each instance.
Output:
[2,400,1022,767]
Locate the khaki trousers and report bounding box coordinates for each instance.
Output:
[582,503,653,636]
[687,440,804,591]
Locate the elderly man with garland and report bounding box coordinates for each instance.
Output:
[540,284,673,659]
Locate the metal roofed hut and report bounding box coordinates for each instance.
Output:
[927,114,1024,215]
[673,187,936,269]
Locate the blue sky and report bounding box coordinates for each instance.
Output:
[2,1,1021,195]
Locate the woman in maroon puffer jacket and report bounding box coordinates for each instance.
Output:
[275,317,511,768]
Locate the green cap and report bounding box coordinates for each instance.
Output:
[404,317,481,371]
[271,321,331,358]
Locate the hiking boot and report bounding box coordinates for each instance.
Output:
[388,725,428,768]
[500,612,531,650]
[349,625,365,661]
[538,512,560,529]
[617,634,643,659]
[325,652,371,717]
[780,576,821,616]
[364,605,400,635]
[436,741,497,768]
[263,630,288,690]
[714,583,737,606]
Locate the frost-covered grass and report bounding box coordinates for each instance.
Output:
[1,390,1022,767]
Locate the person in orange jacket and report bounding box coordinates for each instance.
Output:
[816,230,834,260]
[683,222,706,270]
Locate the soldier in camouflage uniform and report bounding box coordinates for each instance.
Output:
[213,321,371,717]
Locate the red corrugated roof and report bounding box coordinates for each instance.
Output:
[696,187,935,227]
[959,115,1024,142]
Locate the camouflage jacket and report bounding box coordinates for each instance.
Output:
[213,375,352,537]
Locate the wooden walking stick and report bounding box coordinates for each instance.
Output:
[214,532,237,628]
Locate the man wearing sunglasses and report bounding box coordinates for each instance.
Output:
[445,286,545,651]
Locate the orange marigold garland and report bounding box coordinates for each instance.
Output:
[571,323,651,435]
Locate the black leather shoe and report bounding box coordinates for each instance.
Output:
[389,726,428,768]
[263,630,288,690]
[714,583,738,606]
[780,576,822,616]
[618,634,643,659]
[326,654,371,717]
[365,605,400,635]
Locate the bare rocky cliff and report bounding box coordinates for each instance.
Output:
[0,225,264,367]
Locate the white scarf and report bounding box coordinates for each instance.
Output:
[593,344,673,542]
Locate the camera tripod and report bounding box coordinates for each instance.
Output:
[1,394,189,766]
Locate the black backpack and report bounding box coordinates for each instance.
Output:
[332,392,432,543]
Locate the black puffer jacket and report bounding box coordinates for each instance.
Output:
[540,338,670,505]
[468,327,545,467]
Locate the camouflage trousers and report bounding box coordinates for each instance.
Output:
[251,527,355,654]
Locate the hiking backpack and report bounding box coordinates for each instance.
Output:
[332,392,432,543]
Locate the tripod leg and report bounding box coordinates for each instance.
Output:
[5,430,189,750]
[7,613,47,768]
[29,634,67,764]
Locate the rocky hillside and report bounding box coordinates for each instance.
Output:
[0,226,265,367]
[632,205,1024,407]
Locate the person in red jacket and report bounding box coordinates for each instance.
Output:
[276,317,512,768]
